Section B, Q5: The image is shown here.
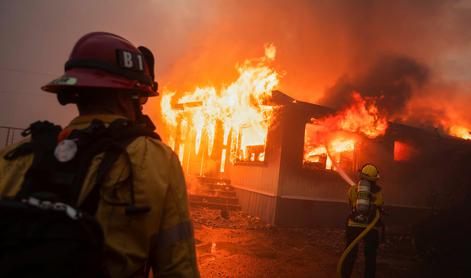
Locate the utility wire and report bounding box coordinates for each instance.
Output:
[0,67,56,77]
[0,89,46,96]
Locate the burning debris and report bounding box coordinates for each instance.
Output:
[448,125,471,140]
[158,42,471,235]
[161,44,398,180]
[161,44,279,175]
[317,92,388,139]
[304,92,387,173]
[320,54,471,141]
[161,42,471,185]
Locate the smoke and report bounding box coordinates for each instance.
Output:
[401,84,471,131]
[159,0,471,116]
[1,0,470,131]
[320,55,430,117]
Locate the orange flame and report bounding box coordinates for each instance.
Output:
[304,136,356,168]
[304,93,388,171]
[401,96,471,141]
[315,92,388,139]
[448,125,471,140]
[161,44,279,162]
[304,138,355,160]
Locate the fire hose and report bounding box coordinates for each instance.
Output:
[325,148,380,278]
[336,209,380,277]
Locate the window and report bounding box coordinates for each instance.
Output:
[393,141,417,161]
[303,122,356,172]
[231,124,268,163]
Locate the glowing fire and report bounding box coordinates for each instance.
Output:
[161,44,279,166]
[304,93,388,171]
[304,133,356,168]
[304,137,355,169]
[305,138,355,159]
[314,92,388,139]
[448,125,471,140]
[403,97,471,141]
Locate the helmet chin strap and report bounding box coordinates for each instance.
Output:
[131,95,156,131]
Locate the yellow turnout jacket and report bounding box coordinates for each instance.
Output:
[347,182,384,228]
[0,114,199,277]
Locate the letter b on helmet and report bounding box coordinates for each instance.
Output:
[42,32,159,102]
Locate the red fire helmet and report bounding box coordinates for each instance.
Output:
[42,32,158,98]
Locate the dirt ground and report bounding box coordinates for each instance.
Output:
[192,207,422,278]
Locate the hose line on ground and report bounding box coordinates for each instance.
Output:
[336,209,380,278]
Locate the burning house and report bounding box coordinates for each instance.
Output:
[161,46,471,228]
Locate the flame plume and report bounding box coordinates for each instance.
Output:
[161,44,279,163]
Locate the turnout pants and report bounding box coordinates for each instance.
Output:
[341,226,379,278]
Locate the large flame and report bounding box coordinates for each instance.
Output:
[161,44,279,163]
[304,93,388,171]
[161,44,395,176]
[314,92,388,139]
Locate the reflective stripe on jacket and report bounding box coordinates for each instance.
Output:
[0,114,199,277]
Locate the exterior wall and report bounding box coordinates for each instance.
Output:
[279,169,352,202]
[273,197,432,227]
[272,103,353,227]
[224,111,285,222]
[356,136,432,208]
[271,102,467,227]
[275,102,468,209]
[235,187,277,225]
[361,125,471,210]
[220,97,471,227]
[275,197,350,227]
[277,102,348,202]
[229,165,279,196]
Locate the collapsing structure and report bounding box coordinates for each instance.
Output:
[161,45,471,227]
[162,89,471,227]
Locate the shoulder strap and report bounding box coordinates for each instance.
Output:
[78,119,160,215]
[7,118,160,216]
[14,121,63,200]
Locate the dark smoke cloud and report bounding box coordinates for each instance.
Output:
[320,55,430,117]
[1,0,470,131]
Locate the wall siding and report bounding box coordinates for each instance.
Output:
[235,187,277,225]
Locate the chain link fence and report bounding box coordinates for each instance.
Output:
[0,126,25,148]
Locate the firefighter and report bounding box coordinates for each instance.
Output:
[0,32,199,277]
[341,164,384,278]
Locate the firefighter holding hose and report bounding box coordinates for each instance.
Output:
[340,164,384,278]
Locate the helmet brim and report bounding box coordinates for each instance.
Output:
[41,68,158,96]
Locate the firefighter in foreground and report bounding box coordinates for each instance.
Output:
[341,164,384,278]
[0,32,199,277]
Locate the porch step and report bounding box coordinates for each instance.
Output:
[189,176,240,211]
[189,194,239,205]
